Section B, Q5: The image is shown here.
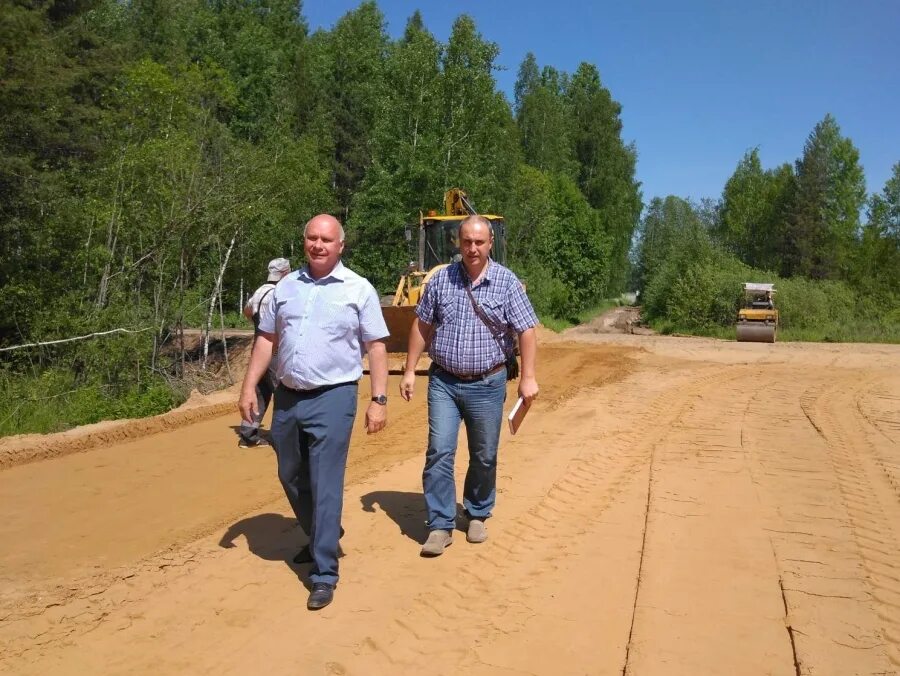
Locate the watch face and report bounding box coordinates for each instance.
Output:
[372,395,388,405]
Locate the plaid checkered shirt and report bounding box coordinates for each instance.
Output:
[416,261,538,377]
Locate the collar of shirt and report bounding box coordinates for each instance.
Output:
[457,258,495,288]
[297,260,347,284]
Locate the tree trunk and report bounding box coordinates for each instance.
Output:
[202,229,238,370]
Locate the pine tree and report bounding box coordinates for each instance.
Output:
[307,1,389,219]
[785,114,865,279]
[513,56,575,177]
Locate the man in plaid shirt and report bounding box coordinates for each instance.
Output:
[400,215,539,556]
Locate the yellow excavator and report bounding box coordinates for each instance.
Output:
[381,189,507,352]
[736,282,778,343]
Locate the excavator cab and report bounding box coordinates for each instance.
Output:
[381,189,507,352]
[421,215,507,270]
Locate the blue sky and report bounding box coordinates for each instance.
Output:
[303,1,900,208]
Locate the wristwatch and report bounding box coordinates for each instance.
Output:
[371,395,388,405]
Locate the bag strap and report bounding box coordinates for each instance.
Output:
[257,286,275,310]
[464,283,511,358]
[252,286,276,329]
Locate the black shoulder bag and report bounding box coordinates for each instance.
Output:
[464,285,520,381]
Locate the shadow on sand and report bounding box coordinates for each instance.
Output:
[218,512,312,589]
[360,490,467,543]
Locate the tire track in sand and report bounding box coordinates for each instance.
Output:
[623,367,800,676]
[348,363,752,674]
[802,373,900,669]
[743,367,897,674]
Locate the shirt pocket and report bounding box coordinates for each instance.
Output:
[481,294,507,329]
[437,296,457,326]
[324,301,357,339]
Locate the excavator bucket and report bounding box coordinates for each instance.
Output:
[736,322,776,343]
[381,305,418,353]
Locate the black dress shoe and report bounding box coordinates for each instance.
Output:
[307,582,334,610]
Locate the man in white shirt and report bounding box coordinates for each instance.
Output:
[238,215,389,610]
[238,257,291,448]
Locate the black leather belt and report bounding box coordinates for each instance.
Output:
[279,380,357,396]
[435,363,505,381]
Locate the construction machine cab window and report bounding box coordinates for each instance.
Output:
[423,217,507,270]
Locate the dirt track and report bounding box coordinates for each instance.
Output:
[1,329,899,675]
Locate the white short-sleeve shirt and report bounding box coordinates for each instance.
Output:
[258,261,389,390]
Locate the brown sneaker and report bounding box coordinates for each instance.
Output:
[420,529,453,557]
[466,518,488,543]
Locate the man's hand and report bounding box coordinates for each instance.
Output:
[238,388,259,424]
[518,375,539,405]
[238,333,273,423]
[399,371,415,401]
[516,327,538,405]
[364,401,387,434]
[400,318,430,402]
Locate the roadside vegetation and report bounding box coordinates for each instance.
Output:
[1,2,896,435]
[1,1,639,435]
[633,144,899,344]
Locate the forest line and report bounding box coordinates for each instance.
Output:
[1,0,897,435]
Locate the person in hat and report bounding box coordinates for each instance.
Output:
[238,257,291,447]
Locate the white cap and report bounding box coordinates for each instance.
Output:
[267,258,290,282]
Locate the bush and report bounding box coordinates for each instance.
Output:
[665,258,751,331]
[777,277,855,331]
[0,365,183,437]
[644,253,900,343]
[515,261,573,320]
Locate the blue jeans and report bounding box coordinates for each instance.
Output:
[423,366,507,531]
[270,382,357,586]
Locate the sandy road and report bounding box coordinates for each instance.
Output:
[1,332,898,675]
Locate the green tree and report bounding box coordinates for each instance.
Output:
[717,149,795,272]
[853,162,900,302]
[635,196,717,320]
[346,13,445,289]
[0,0,126,343]
[210,0,309,141]
[513,56,575,177]
[785,114,865,279]
[437,15,519,204]
[307,1,389,219]
[566,62,642,292]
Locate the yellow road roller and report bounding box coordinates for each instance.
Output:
[736,282,778,343]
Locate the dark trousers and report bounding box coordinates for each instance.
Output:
[270,382,357,586]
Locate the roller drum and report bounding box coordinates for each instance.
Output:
[736,322,776,343]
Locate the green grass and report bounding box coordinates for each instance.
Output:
[539,316,573,332]
[0,370,184,437]
[539,299,622,332]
